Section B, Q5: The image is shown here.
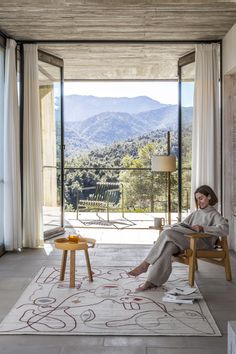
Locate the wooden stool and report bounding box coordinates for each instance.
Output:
[54,237,96,288]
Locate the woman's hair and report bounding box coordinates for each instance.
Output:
[194,185,218,206]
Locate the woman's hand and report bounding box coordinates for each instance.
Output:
[191,225,204,232]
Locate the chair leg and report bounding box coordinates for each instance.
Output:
[195,258,198,271]
[70,250,76,288]
[76,189,79,220]
[84,249,93,281]
[60,250,67,281]
[121,183,125,218]
[107,200,109,222]
[188,238,197,287]
[222,239,232,281]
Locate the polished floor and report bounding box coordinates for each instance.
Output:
[0,233,235,354]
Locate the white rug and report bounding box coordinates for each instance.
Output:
[0,265,221,336]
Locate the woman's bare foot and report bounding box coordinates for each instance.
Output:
[128,261,150,277]
[135,281,157,292]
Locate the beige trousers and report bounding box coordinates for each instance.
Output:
[144,228,217,286]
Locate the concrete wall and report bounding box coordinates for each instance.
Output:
[223,22,236,76]
[223,23,236,251]
[40,85,57,208]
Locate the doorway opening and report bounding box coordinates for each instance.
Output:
[61,80,193,234]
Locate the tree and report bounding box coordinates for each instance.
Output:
[119,142,168,212]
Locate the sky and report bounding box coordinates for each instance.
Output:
[64,81,194,107]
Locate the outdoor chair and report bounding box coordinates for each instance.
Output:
[173,233,232,286]
[76,182,124,222]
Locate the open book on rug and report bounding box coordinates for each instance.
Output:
[162,285,203,304]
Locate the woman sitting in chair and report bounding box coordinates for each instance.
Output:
[128,185,229,291]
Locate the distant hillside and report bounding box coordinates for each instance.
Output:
[64,95,165,121]
[86,129,179,165]
[65,129,176,165]
[64,104,192,157]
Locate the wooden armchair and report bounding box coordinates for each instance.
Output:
[173,233,232,286]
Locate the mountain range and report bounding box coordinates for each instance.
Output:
[64,95,166,121]
[63,95,192,156]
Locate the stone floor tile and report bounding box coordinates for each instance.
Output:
[104,336,226,348]
[0,335,104,346]
[60,346,146,354]
[0,345,61,354]
[147,349,226,354]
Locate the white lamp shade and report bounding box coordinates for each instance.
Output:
[151,155,176,172]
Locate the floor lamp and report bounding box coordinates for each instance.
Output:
[151,134,176,225]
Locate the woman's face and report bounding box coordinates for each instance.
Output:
[195,192,210,209]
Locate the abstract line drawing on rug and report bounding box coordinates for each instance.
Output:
[0,266,221,336]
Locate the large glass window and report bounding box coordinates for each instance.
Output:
[63,81,179,225]
[0,44,5,254]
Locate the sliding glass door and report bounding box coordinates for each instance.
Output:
[38,51,64,239]
[178,52,195,219]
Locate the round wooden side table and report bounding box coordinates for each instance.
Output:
[54,236,96,288]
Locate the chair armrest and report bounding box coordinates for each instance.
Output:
[218,235,228,239]
[97,182,121,187]
[80,186,96,191]
[183,233,214,239]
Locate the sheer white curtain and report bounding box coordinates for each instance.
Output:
[191,43,220,209]
[3,39,22,250]
[23,44,43,248]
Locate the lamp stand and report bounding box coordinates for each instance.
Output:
[167,171,171,225]
[151,131,176,226]
[167,131,171,225]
